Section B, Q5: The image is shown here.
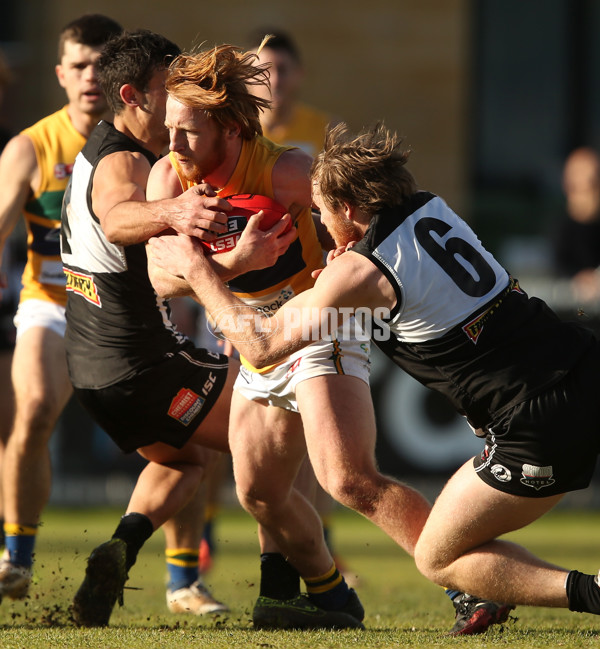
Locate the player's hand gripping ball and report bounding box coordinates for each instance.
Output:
[201,193,291,254]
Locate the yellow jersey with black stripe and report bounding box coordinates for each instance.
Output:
[20,106,86,306]
[169,135,324,371]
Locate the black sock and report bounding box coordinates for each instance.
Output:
[111,513,154,571]
[566,570,600,614]
[259,552,300,600]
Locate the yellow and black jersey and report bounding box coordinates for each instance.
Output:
[20,106,86,306]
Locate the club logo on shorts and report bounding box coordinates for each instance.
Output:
[490,464,512,483]
[520,464,555,490]
[168,388,205,426]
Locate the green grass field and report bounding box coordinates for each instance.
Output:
[1,505,599,648]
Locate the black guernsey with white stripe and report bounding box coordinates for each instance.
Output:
[351,191,595,428]
[61,120,187,389]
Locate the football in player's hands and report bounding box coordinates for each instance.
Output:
[200,193,291,254]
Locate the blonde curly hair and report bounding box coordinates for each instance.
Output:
[311,122,417,216]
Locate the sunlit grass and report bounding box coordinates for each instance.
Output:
[0,505,599,648]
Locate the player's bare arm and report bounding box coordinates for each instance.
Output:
[147,204,297,296]
[148,232,395,366]
[271,147,313,212]
[95,151,230,247]
[0,135,38,295]
[146,154,298,295]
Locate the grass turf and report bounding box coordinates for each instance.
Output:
[0,505,599,648]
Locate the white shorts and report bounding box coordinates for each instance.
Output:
[13,299,66,339]
[234,335,371,412]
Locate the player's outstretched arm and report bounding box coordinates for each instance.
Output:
[148,232,393,366]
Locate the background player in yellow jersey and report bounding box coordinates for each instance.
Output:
[0,47,16,553]
[0,13,123,603]
[248,28,335,158]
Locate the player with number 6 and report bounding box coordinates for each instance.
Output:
[146,40,512,634]
[149,120,600,625]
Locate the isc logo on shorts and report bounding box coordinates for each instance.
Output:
[168,388,206,426]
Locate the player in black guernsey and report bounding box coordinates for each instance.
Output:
[60,30,296,627]
[62,119,231,447]
[148,121,600,626]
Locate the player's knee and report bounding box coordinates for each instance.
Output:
[234,481,282,519]
[325,470,379,515]
[413,539,449,585]
[13,397,57,445]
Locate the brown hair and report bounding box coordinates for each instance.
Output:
[96,30,180,115]
[166,43,272,140]
[57,13,122,62]
[311,122,417,216]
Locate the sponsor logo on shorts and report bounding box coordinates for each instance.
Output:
[64,268,101,306]
[490,464,512,483]
[168,388,206,426]
[520,464,555,490]
[284,357,302,379]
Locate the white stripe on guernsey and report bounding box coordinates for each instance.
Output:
[178,349,225,369]
[155,294,187,343]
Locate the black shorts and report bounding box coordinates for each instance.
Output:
[74,345,229,453]
[473,339,600,497]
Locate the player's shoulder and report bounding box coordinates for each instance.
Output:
[94,150,154,202]
[22,106,69,137]
[318,247,380,289]
[151,153,180,185]
[147,153,183,199]
[152,153,176,175]
[277,145,312,166]
[0,132,37,177]
[272,147,312,189]
[313,250,387,312]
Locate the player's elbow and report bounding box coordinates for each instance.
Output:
[148,265,175,299]
[149,275,172,299]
